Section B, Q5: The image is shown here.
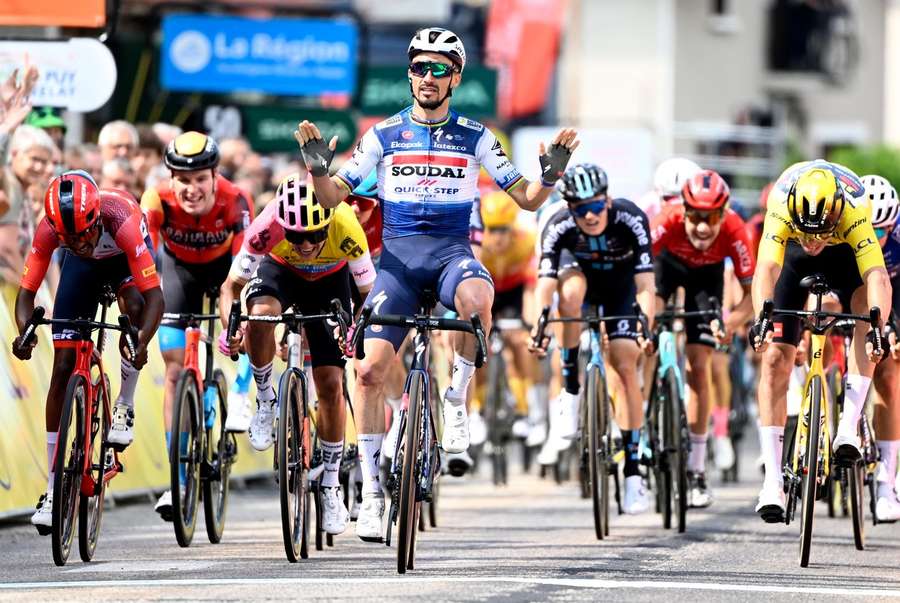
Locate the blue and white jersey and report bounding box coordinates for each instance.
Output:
[881,218,900,279]
[337,107,523,240]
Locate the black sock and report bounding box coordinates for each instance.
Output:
[561,346,580,395]
[622,429,641,477]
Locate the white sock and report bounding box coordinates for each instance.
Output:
[446,354,475,405]
[688,433,707,473]
[46,432,57,493]
[116,359,139,409]
[251,361,276,403]
[759,425,785,487]
[876,440,900,498]
[358,433,384,496]
[527,385,546,422]
[840,374,871,433]
[320,439,343,488]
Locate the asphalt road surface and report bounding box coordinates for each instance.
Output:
[2,444,900,602]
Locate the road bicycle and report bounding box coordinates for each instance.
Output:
[757,273,881,567]
[20,288,137,566]
[352,294,486,574]
[162,288,237,547]
[227,298,348,562]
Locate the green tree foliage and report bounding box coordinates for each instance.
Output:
[828,145,900,188]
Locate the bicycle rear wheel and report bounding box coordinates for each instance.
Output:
[799,375,823,568]
[586,365,609,540]
[398,372,424,574]
[849,460,865,550]
[171,370,202,548]
[663,368,687,533]
[79,374,108,562]
[278,368,310,562]
[486,353,509,487]
[203,369,235,544]
[52,374,87,567]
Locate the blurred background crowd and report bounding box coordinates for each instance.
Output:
[1,0,899,294]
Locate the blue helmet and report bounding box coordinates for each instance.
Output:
[353,172,378,198]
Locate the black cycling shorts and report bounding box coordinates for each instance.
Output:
[655,251,724,347]
[493,284,525,319]
[584,269,639,341]
[245,257,350,368]
[772,241,863,346]
[53,251,135,343]
[159,247,232,328]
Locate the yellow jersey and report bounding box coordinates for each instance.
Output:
[481,226,537,292]
[759,160,885,276]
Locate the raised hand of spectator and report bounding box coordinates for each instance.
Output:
[0,56,39,136]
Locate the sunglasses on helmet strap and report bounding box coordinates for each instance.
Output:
[409,61,455,78]
[285,227,329,245]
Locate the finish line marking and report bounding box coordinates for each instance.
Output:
[1,576,898,597]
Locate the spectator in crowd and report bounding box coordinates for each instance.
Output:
[151,122,182,148]
[1,125,56,283]
[132,124,164,191]
[98,119,138,161]
[25,106,66,151]
[144,162,170,191]
[217,137,251,180]
[64,143,103,182]
[99,157,137,196]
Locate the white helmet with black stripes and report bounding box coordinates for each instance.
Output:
[408,27,467,73]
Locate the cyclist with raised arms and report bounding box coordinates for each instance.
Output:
[861,174,900,521]
[141,132,254,520]
[533,163,656,515]
[293,27,578,541]
[750,160,891,522]
[651,170,756,507]
[220,174,374,536]
[11,170,164,530]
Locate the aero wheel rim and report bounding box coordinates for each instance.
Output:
[178,384,201,531]
[62,389,85,547]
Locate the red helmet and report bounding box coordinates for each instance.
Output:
[44,170,101,235]
[682,170,730,211]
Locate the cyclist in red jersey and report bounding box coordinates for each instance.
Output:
[141,131,254,519]
[652,169,756,508]
[11,170,163,530]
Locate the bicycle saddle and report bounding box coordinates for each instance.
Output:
[799,273,831,295]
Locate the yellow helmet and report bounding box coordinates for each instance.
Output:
[480,191,519,229]
[275,173,333,233]
[786,168,845,235]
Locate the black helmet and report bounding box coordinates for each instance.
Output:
[558,163,609,202]
[164,131,219,172]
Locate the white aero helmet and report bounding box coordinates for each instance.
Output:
[654,158,702,198]
[862,174,900,229]
[408,27,467,73]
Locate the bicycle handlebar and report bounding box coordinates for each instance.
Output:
[531,303,653,351]
[21,306,139,355]
[758,298,881,336]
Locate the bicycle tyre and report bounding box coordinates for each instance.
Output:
[52,374,86,567]
[428,480,439,528]
[849,461,865,550]
[799,375,823,568]
[486,351,506,487]
[587,365,608,540]
[78,373,108,562]
[278,368,310,562]
[427,372,441,529]
[397,372,424,574]
[203,369,233,544]
[663,368,687,533]
[171,370,202,548]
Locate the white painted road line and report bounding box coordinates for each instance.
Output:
[2,576,898,597]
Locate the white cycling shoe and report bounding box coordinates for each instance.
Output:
[321,486,350,535]
[536,439,559,466]
[714,435,735,470]
[31,492,53,533]
[468,410,488,447]
[441,398,470,454]
[548,392,579,446]
[107,404,135,448]
[249,399,276,451]
[526,422,548,448]
[155,490,174,522]
[356,494,385,542]
[756,481,786,523]
[623,476,650,515]
[833,430,862,465]
[445,450,473,478]
[225,392,253,433]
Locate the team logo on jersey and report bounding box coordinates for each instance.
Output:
[401,130,414,140]
[491,139,506,157]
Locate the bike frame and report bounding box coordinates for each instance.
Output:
[791,331,831,486]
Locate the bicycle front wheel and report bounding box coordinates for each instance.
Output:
[278,368,310,562]
[398,372,424,574]
[586,365,608,540]
[203,369,235,544]
[52,374,87,567]
[849,460,865,550]
[663,368,687,534]
[79,373,108,562]
[799,375,823,568]
[171,370,202,548]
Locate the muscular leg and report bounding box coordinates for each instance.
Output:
[313,366,347,486]
[685,343,713,475]
[355,338,395,495]
[758,342,796,487]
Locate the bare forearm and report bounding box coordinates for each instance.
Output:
[219,276,247,329]
[14,288,36,332]
[635,274,656,330]
[534,277,558,322]
[865,268,892,326]
[751,261,781,315]
[311,175,349,209]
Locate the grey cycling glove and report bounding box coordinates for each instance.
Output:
[301,137,334,177]
[539,143,573,186]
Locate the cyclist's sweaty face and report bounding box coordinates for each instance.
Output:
[798,235,828,256]
[409,53,459,111]
[172,169,216,216]
[684,209,723,251]
[60,223,100,257]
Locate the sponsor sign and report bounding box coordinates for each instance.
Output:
[360,64,497,117]
[161,15,358,96]
[0,39,116,111]
[242,106,357,154]
[0,0,104,27]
